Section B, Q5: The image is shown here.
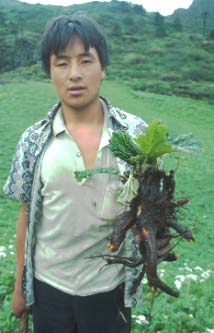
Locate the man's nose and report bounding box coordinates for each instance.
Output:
[68,63,82,81]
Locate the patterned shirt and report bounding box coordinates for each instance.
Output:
[3,97,147,307]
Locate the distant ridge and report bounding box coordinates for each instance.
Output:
[0,0,213,100]
[170,0,214,34]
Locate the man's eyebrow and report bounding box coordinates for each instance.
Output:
[79,51,94,58]
[54,53,69,59]
[54,51,94,59]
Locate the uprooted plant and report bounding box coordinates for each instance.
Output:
[75,119,197,298]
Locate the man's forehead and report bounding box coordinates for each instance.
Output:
[52,38,96,58]
[56,49,93,57]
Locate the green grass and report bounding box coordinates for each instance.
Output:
[0,80,213,332]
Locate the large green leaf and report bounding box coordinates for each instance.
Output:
[74,167,119,182]
[109,131,141,165]
[134,119,178,166]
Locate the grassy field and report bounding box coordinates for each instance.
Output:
[0,80,213,332]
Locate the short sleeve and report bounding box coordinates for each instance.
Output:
[3,131,33,202]
[128,114,148,137]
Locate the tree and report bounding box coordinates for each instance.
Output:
[132,4,146,16]
[154,12,166,38]
[209,29,214,40]
[201,11,208,35]
[173,15,183,32]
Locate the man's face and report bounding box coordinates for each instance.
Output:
[50,36,105,112]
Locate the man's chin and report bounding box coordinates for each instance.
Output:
[61,97,100,113]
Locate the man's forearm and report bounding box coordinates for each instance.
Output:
[15,202,27,293]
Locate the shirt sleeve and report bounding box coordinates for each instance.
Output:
[3,131,33,202]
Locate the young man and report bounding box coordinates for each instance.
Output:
[4,15,169,333]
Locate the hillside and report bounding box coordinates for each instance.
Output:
[170,0,214,34]
[0,0,213,100]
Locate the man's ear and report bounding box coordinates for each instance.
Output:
[101,69,106,80]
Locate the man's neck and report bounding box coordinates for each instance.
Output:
[61,99,103,128]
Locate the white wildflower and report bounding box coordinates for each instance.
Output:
[0,246,7,258]
[176,275,186,282]
[175,262,213,288]
[186,274,198,281]
[159,268,165,278]
[201,270,211,279]
[132,314,149,325]
[195,266,203,271]
[184,266,193,272]
[174,280,182,289]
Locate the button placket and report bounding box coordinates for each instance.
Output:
[76,151,82,158]
[91,201,97,208]
[65,132,85,171]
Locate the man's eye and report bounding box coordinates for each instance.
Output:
[57,62,67,67]
[82,59,92,64]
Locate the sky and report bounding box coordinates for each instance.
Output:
[18,0,194,16]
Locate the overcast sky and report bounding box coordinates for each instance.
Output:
[18,0,194,16]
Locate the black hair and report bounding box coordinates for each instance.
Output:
[40,14,109,76]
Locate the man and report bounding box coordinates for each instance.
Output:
[4,15,169,333]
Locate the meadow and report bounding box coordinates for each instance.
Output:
[0,79,213,332]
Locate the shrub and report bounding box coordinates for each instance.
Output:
[172,81,214,99]
[182,66,214,82]
[0,64,48,82]
[123,53,145,65]
[146,47,165,56]
[161,72,182,81]
[139,80,172,95]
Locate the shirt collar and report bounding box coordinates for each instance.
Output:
[51,96,129,137]
[100,96,129,131]
[99,98,111,150]
[52,108,66,137]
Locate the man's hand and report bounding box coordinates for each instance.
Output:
[12,290,29,318]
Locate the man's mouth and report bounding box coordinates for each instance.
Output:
[67,86,86,95]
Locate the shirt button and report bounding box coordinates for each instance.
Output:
[91,201,97,208]
[122,125,129,131]
[76,151,81,157]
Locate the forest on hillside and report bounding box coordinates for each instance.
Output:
[0,0,214,100]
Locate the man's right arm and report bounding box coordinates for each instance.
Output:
[12,202,29,318]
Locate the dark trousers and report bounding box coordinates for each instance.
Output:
[32,278,131,333]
